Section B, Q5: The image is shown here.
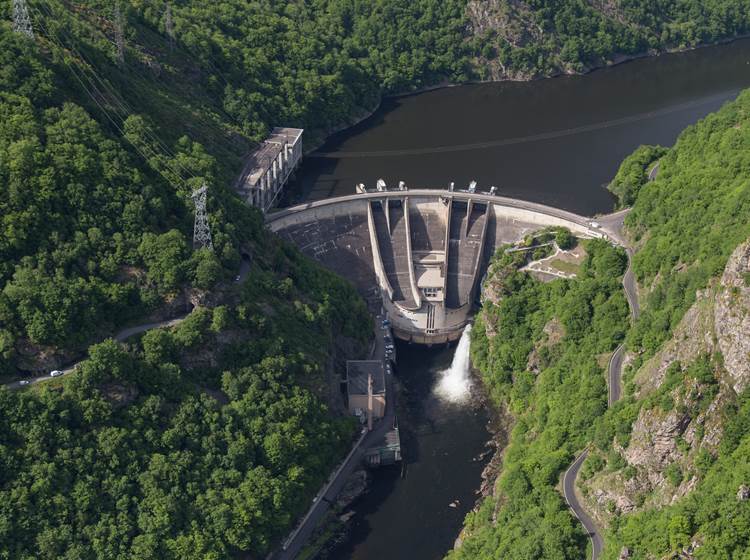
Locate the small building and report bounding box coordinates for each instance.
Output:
[235,127,303,213]
[364,421,402,467]
[347,360,386,422]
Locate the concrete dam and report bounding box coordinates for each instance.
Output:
[267,187,619,344]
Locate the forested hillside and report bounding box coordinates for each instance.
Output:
[0,235,371,558]
[0,0,469,375]
[3,1,750,559]
[458,91,750,559]
[585,90,750,559]
[450,236,629,559]
[468,0,750,79]
[0,1,378,557]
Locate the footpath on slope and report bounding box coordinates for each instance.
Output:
[562,212,640,560]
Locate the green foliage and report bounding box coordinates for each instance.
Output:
[451,240,628,559]
[626,91,750,357]
[609,416,750,557]
[665,463,684,487]
[0,235,369,558]
[139,230,190,293]
[593,94,750,559]
[474,1,750,79]
[555,228,575,250]
[608,145,668,207]
[191,249,223,290]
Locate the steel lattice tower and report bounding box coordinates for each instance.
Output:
[114,2,125,65]
[12,0,34,38]
[165,3,175,51]
[191,185,213,251]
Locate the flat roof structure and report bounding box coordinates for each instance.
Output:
[347,361,385,395]
[241,128,303,189]
[235,127,303,212]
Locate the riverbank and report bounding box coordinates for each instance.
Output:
[298,33,750,160]
[450,377,514,550]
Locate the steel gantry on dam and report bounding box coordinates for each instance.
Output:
[266,181,627,345]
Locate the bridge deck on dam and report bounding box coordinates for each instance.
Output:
[267,189,614,344]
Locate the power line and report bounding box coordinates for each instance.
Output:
[165,3,175,51]
[32,2,196,186]
[113,2,125,66]
[31,8,190,192]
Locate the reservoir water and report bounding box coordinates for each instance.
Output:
[290,38,750,560]
[286,37,750,217]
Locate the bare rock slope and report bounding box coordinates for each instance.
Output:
[580,238,750,525]
[715,239,750,395]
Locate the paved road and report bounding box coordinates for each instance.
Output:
[4,315,189,390]
[5,256,254,391]
[563,449,605,560]
[275,314,395,559]
[564,231,640,559]
[648,161,661,181]
[267,189,619,243]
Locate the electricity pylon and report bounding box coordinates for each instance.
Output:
[191,185,214,251]
[114,2,125,65]
[12,0,34,38]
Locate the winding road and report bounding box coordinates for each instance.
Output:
[4,257,253,391]
[2,315,190,390]
[562,218,640,560]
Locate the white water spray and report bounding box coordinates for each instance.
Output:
[435,324,473,403]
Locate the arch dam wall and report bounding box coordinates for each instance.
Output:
[266,190,610,344]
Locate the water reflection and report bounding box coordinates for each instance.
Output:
[285,38,750,215]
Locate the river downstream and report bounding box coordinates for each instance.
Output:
[287,38,750,560]
[329,333,490,560]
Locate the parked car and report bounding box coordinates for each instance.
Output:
[49,370,63,377]
[19,379,30,386]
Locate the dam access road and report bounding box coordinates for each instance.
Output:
[561,208,640,560]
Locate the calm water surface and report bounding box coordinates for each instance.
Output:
[297,39,750,560]
[286,38,750,216]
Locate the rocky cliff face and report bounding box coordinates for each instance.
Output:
[715,239,750,395]
[581,238,750,525]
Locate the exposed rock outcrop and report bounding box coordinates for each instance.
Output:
[581,237,750,525]
[714,239,750,395]
[632,289,716,396]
